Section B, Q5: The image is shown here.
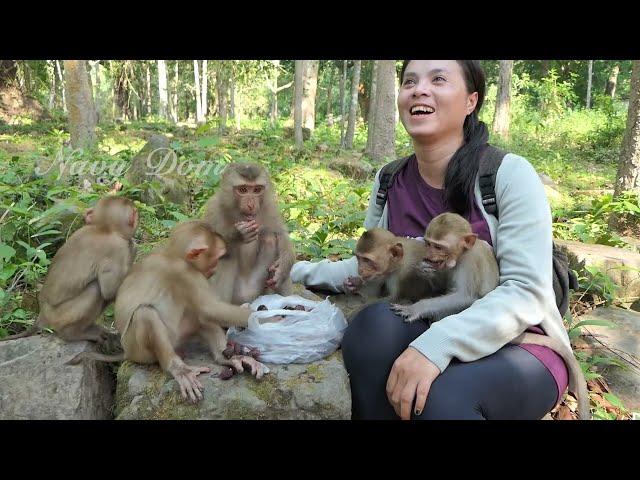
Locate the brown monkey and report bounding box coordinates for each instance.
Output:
[391,212,590,420]
[69,220,267,403]
[345,228,446,303]
[203,162,295,305]
[1,196,138,343]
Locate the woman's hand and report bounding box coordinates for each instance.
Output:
[386,347,441,420]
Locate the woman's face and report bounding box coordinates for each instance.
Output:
[398,60,478,143]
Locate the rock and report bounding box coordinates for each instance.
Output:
[125,134,189,205]
[329,155,375,180]
[0,336,115,419]
[283,126,311,141]
[578,307,640,412]
[555,239,640,303]
[114,342,351,420]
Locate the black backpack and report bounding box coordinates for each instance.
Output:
[375,145,578,317]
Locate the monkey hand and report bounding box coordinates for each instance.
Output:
[226,355,269,379]
[169,363,211,403]
[343,276,364,295]
[265,261,282,289]
[390,303,425,323]
[235,220,261,243]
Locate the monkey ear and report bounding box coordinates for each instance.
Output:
[390,242,404,260]
[186,245,209,260]
[463,233,477,250]
[84,208,95,224]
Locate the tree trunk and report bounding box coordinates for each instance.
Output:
[56,60,67,113]
[492,60,513,139]
[270,60,279,127]
[294,60,304,148]
[369,60,396,163]
[586,60,593,109]
[613,60,640,196]
[202,60,208,119]
[339,60,347,147]
[302,60,319,131]
[345,60,361,149]
[217,64,228,134]
[48,60,56,110]
[230,73,235,119]
[91,61,102,123]
[326,61,334,126]
[365,60,379,156]
[64,60,97,150]
[605,64,620,98]
[172,61,179,122]
[158,60,169,120]
[145,62,152,116]
[193,60,203,124]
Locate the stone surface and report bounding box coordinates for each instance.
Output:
[578,306,640,412]
[555,239,640,302]
[0,335,115,419]
[114,344,351,420]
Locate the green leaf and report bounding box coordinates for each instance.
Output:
[603,393,627,411]
[0,244,16,262]
[571,319,616,330]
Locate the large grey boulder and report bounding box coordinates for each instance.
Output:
[114,344,350,420]
[125,134,189,205]
[578,306,640,412]
[0,336,115,419]
[555,239,640,303]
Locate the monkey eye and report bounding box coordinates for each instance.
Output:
[253,186,264,194]
[237,186,249,194]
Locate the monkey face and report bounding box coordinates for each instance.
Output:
[234,183,265,219]
[424,239,453,270]
[356,254,383,281]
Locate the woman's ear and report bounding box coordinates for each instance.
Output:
[467,91,478,115]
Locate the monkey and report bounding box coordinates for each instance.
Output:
[391,212,590,420]
[68,220,267,403]
[344,228,447,303]
[203,162,295,305]
[1,196,138,344]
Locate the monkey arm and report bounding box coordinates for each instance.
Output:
[97,258,128,301]
[198,297,252,328]
[392,291,474,323]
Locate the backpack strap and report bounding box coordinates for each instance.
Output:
[375,155,413,206]
[478,145,508,219]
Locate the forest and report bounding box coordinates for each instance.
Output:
[0,59,639,420]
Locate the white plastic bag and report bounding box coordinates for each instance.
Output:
[226,294,347,364]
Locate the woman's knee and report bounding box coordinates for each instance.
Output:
[342,301,426,366]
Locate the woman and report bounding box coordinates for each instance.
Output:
[291,60,571,420]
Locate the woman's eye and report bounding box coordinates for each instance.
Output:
[433,76,446,82]
[403,79,415,86]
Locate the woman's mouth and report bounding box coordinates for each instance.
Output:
[410,105,435,116]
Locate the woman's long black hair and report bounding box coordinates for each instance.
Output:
[400,60,489,216]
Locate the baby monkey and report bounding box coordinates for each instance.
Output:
[391,212,590,420]
[346,228,446,303]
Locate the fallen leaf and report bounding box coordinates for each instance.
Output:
[557,405,575,420]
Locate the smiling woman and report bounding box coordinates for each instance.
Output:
[291,60,574,420]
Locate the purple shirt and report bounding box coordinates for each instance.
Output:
[385,155,568,404]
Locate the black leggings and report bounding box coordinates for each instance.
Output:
[342,302,559,420]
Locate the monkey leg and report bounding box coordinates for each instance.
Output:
[49,282,108,341]
[199,324,268,379]
[128,306,210,403]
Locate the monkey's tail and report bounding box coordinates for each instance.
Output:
[0,323,41,342]
[512,332,591,420]
[66,351,126,365]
